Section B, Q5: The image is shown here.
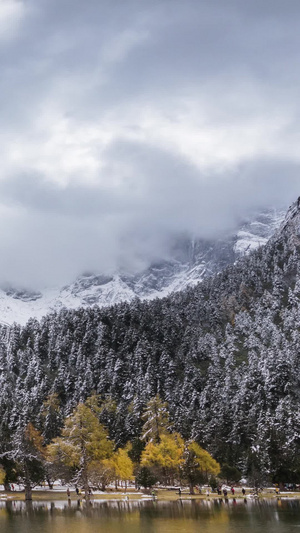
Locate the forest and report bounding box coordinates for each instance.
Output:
[0,202,300,495]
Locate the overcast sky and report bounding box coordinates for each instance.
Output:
[1,0,300,288]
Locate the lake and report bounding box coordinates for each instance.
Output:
[0,497,299,533]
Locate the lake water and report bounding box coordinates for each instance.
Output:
[0,498,300,533]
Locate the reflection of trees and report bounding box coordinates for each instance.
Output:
[0,498,299,527]
[0,499,144,518]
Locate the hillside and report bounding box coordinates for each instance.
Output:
[0,200,299,483]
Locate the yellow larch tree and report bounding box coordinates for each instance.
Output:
[113,448,134,491]
[47,401,113,501]
[141,432,184,485]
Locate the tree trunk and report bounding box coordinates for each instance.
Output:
[80,449,90,502]
[83,464,90,502]
[189,483,195,495]
[46,477,53,489]
[25,482,32,501]
[24,466,32,501]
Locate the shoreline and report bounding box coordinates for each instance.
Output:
[1,489,300,502]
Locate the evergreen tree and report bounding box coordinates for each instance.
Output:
[3,423,46,500]
[141,395,171,443]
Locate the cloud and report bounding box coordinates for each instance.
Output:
[0,0,299,287]
[0,0,26,41]
[0,148,298,288]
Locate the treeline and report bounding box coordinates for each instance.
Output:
[0,204,300,488]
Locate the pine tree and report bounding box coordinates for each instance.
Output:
[3,423,46,500]
[141,395,171,443]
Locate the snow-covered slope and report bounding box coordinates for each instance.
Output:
[0,208,285,325]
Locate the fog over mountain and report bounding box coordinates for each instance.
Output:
[0,206,286,325]
[0,1,300,288]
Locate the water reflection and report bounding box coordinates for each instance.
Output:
[0,498,300,533]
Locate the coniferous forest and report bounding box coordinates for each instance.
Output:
[1,201,300,494]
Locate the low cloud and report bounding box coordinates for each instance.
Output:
[0,149,298,288]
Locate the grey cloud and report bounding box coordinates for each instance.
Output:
[0,143,298,288]
[0,175,117,216]
[2,0,299,120]
[0,0,299,287]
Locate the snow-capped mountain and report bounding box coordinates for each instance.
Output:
[0,208,285,325]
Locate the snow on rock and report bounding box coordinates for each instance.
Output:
[234,209,285,256]
[234,231,268,255]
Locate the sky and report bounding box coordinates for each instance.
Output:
[1,0,300,288]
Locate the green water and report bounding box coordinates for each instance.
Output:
[0,498,300,533]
